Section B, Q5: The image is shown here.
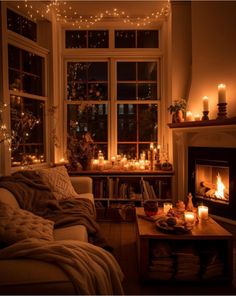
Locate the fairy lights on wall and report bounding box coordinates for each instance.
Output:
[14,0,170,28]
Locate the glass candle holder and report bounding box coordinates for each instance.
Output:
[163,202,173,214]
[198,205,208,220]
[184,211,195,225]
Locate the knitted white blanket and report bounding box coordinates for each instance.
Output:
[0,238,124,295]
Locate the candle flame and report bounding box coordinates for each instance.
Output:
[215,173,225,199]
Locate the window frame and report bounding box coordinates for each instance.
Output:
[63,25,164,161]
[6,28,49,169]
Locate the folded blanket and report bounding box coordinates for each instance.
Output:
[0,171,109,249]
[0,238,124,295]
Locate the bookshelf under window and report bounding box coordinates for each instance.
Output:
[69,170,174,221]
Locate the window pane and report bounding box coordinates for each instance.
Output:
[7,9,37,42]
[67,104,108,154]
[117,61,158,100]
[138,83,157,100]
[137,30,159,48]
[11,96,45,166]
[88,62,108,81]
[8,45,20,69]
[67,62,108,101]
[138,62,157,81]
[117,83,136,100]
[117,62,136,81]
[88,30,108,48]
[65,30,87,48]
[67,62,87,81]
[138,104,157,141]
[8,45,44,96]
[117,104,158,158]
[118,104,137,141]
[115,30,135,48]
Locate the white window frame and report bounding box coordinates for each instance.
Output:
[0,3,49,174]
[62,22,166,161]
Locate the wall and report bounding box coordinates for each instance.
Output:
[171,1,192,101]
[188,1,236,119]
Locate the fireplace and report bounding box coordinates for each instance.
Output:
[188,147,236,220]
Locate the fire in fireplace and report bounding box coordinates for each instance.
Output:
[188,147,236,220]
[195,161,229,204]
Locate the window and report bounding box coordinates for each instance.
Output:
[117,61,159,158]
[65,29,161,161]
[115,30,159,48]
[8,45,44,96]
[67,61,108,157]
[7,9,37,41]
[65,30,109,48]
[8,45,46,166]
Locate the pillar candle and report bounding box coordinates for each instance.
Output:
[218,84,226,104]
[202,96,209,111]
[194,114,201,121]
[198,205,208,220]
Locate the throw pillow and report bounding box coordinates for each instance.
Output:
[0,202,54,246]
[37,166,79,200]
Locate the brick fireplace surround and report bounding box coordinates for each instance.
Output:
[170,120,236,224]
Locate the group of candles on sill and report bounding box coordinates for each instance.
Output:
[91,143,163,171]
[163,202,209,224]
[186,83,228,122]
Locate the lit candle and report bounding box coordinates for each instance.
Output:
[218,84,226,104]
[184,211,195,225]
[202,96,209,111]
[186,111,194,121]
[194,114,201,121]
[150,142,154,150]
[163,202,173,214]
[198,205,208,220]
[92,159,99,170]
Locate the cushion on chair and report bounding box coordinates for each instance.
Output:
[0,202,54,246]
[37,166,79,200]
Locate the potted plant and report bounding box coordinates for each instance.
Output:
[168,98,187,123]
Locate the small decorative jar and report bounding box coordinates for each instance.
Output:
[143,200,158,217]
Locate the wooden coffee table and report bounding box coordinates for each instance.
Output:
[136,207,233,283]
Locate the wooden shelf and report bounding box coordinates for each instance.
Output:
[69,169,174,176]
[168,117,236,129]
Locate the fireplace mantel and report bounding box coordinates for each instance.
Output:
[168,116,236,129]
[169,121,236,210]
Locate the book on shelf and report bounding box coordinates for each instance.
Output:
[142,179,157,200]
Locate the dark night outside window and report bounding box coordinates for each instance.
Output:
[65,30,109,48]
[115,30,159,48]
[7,9,37,41]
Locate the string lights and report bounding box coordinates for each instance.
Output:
[15,0,170,28]
[0,102,12,148]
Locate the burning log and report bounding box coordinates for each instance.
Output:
[199,180,229,200]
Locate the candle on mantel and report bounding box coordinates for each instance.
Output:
[186,111,194,122]
[202,96,209,111]
[218,84,226,104]
[198,205,208,220]
[194,114,201,121]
